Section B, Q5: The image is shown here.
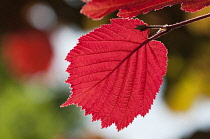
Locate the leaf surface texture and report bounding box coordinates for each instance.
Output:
[62,18,168,130]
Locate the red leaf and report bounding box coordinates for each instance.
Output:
[181,0,210,12]
[81,0,210,19]
[62,18,168,131]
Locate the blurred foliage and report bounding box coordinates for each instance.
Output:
[0,82,83,139]
[0,0,84,32]
[166,41,210,110]
[186,6,210,36]
[165,6,210,111]
[0,0,86,138]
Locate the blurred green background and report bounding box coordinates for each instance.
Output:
[0,0,210,139]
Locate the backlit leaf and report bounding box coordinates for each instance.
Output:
[62,18,168,131]
[81,0,210,19]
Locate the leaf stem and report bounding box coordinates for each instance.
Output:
[168,12,210,30]
[148,12,210,40]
